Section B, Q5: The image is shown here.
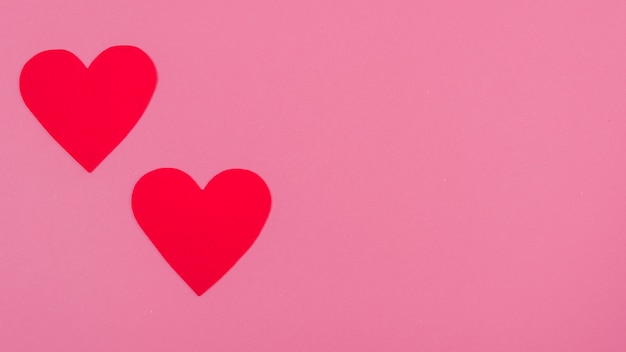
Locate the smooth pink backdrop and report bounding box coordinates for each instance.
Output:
[1,1,626,351]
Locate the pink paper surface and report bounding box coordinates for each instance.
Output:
[1,1,626,351]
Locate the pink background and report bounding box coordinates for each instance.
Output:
[1,0,626,351]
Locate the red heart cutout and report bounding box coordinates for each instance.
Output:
[20,46,157,172]
[132,168,272,295]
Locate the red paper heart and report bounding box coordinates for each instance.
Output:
[20,46,157,172]
[132,168,271,295]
